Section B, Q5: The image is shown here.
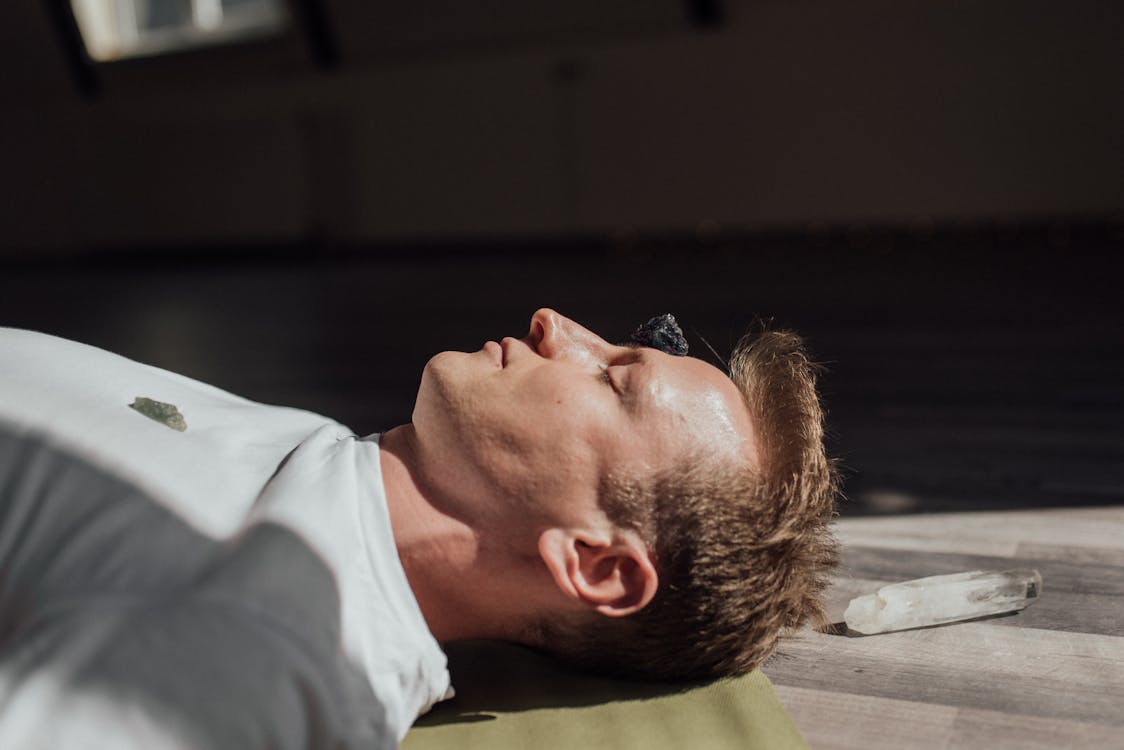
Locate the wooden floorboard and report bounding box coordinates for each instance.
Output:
[763,508,1124,747]
[775,685,1124,750]
[833,508,1124,554]
[767,624,1124,724]
[1014,543,1124,568]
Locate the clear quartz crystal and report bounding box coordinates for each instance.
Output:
[844,569,1042,635]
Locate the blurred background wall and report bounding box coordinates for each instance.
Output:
[3,0,1122,254]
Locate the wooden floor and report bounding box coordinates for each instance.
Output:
[763,507,1124,748]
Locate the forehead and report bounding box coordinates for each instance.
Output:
[618,350,757,471]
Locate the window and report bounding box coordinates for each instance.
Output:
[70,0,288,62]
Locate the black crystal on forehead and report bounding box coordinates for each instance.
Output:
[628,314,689,356]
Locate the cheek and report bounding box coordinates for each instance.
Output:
[513,374,602,439]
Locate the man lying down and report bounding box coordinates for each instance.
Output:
[0,309,838,749]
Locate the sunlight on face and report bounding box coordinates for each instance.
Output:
[413,309,758,522]
[638,352,755,469]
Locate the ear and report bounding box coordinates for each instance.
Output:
[538,528,659,617]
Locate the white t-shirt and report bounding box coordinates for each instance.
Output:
[0,328,452,748]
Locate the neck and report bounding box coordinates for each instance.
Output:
[378,424,537,644]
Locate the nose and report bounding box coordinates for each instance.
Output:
[528,308,615,363]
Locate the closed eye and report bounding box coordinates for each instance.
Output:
[599,365,618,393]
[600,351,644,400]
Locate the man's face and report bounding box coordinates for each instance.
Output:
[412,309,757,526]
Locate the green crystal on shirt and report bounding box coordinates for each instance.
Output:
[129,397,187,432]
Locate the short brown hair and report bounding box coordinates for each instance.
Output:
[537,328,839,680]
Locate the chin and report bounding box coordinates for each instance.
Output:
[414,352,475,424]
[418,351,459,388]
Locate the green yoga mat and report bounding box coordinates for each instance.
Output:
[404,642,807,750]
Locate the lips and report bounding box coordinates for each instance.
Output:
[484,340,503,367]
[500,336,522,367]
